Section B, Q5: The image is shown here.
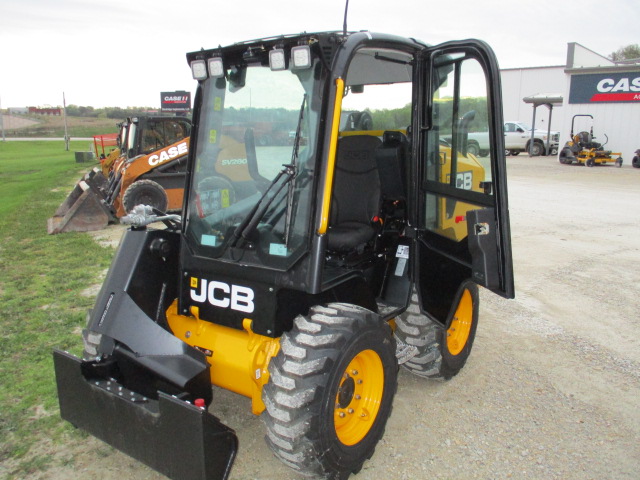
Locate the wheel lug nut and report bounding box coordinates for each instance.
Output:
[351,370,358,375]
[348,408,354,414]
[339,412,346,418]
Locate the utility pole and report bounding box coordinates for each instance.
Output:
[63,91,69,151]
[0,96,6,142]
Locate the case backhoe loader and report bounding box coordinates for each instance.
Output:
[53,31,514,480]
[48,116,191,234]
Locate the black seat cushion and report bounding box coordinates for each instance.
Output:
[327,135,382,252]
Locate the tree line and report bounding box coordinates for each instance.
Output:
[63,105,159,119]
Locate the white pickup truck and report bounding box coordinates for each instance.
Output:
[465,121,560,156]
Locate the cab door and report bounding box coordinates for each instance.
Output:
[413,40,514,325]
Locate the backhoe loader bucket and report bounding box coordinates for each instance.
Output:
[47,168,116,234]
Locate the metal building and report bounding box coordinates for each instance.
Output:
[501,42,640,161]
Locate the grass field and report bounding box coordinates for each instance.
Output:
[2,115,120,138]
[0,141,114,476]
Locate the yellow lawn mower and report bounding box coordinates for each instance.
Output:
[558,114,622,167]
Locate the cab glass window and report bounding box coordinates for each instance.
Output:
[423,54,494,241]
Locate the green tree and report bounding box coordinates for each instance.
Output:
[609,44,640,62]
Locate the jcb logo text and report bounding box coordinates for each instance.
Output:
[190,278,255,313]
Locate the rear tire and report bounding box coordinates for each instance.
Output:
[467,142,480,156]
[262,303,397,479]
[122,179,168,213]
[529,141,544,156]
[632,156,640,168]
[394,282,479,379]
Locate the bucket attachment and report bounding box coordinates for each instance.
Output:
[48,169,116,234]
[53,349,238,480]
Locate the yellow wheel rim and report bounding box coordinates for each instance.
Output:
[334,349,384,446]
[446,289,473,356]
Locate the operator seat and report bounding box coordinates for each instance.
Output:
[327,135,382,252]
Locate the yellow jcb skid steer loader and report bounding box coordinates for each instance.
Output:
[48,116,191,234]
[53,31,514,480]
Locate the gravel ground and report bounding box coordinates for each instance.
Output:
[20,155,640,479]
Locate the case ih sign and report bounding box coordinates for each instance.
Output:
[569,72,640,104]
[160,91,191,112]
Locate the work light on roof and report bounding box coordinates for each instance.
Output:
[291,45,312,69]
[190,60,207,80]
[269,48,287,71]
[208,57,225,78]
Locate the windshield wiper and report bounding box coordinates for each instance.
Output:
[284,94,307,247]
[228,164,296,248]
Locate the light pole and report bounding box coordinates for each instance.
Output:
[63,92,69,151]
[0,96,6,142]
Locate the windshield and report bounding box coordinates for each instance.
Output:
[185,61,320,269]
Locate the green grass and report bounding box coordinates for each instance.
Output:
[0,141,114,475]
[3,115,120,139]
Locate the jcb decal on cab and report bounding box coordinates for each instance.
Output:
[148,141,188,166]
[190,277,255,313]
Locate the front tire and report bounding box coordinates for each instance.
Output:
[122,179,168,213]
[262,303,397,479]
[394,282,479,380]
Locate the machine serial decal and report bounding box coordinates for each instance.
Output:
[190,277,255,313]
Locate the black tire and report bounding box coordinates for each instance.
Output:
[529,141,544,156]
[262,303,398,479]
[355,111,374,131]
[467,142,480,156]
[615,157,623,168]
[122,179,168,213]
[559,148,573,164]
[633,156,640,168]
[394,282,479,380]
[585,158,595,167]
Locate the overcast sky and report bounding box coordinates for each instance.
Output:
[1,0,638,109]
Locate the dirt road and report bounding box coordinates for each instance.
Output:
[33,156,640,479]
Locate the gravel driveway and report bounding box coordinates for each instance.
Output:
[32,155,640,480]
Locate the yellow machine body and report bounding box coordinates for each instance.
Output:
[166,300,280,415]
